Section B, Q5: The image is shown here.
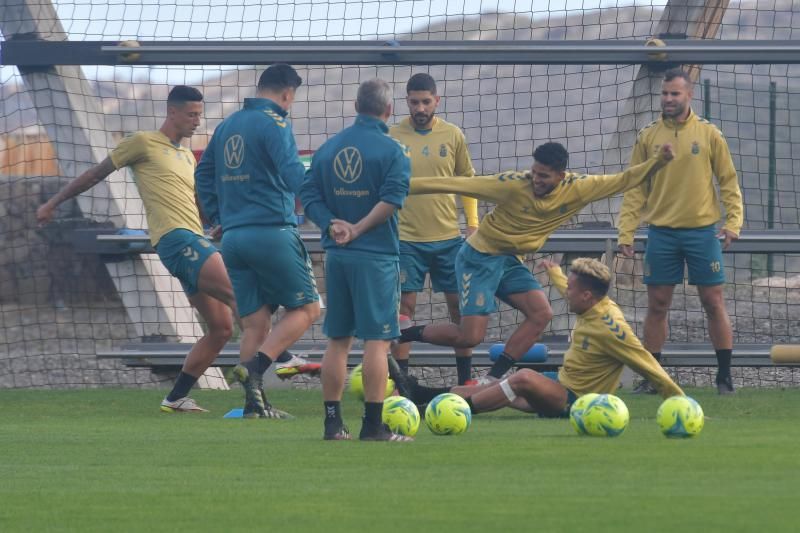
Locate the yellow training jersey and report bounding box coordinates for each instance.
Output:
[617,109,744,245]
[389,117,478,242]
[110,131,203,246]
[409,150,670,255]
[547,266,684,398]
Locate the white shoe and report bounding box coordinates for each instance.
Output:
[476,375,500,386]
[274,353,321,378]
[160,396,209,413]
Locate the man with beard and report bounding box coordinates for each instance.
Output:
[617,69,743,395]
[389,73,480,385]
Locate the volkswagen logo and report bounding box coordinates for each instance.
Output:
[333,146,363,183]
[224,134,245,169]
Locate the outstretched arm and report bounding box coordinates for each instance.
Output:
[574,143,674,207]
[411,171,526,205]
[36,157,116,226]
[599,319,684,398]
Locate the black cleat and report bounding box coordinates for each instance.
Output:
[716,374,735,395]
[324,425,352,441]
[359,424,413,442]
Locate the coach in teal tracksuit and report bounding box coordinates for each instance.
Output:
[196,64,320,419]
[300,79,411,441]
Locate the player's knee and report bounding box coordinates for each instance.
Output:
[207,317,234,343]
[525,307,553,329]
[647,298,670,316]
[507,368,534,389]
[458,330,483,348]
[304,301,322,324]
[700,292,727,316]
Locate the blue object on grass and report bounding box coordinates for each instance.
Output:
[488,343,548,362]
[223,408,244,419]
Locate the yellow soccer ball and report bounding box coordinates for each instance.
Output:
[348,363,395,401]
[576,394,629,437]
[424,393,472,435]
[657,396,704,438]
[569,393,600,435]
[382,396,420,437]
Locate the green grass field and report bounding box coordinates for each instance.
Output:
[1,387,798,532]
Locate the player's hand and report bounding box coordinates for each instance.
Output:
[329,219,355,245]
[537,259,559,271]
[658,143,674,161]
[36,202,56,227]
[617,244,635,257]
[464,226,478,238]
[208,225,223,240]
[716,228,739,250]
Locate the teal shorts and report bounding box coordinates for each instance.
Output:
[221,225,319,317]
[399,237,463,293]
[644,224,725,286]
[456,243,542,316]
[324,250,400,340]
[155,229,218,296]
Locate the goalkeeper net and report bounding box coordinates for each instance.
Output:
[1,0,799,388]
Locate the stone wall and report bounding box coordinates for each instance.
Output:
[0,175,166,388]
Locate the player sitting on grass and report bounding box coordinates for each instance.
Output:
[392,257,685,417]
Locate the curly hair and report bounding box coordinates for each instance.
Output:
[569,257,611,298]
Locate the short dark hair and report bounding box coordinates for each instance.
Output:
[407,73,437,95]
[167,85,203,107]
[533,142,569,172]
[663,68,693,87]
[258,64,303,92]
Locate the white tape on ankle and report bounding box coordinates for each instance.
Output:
[499,379,517,402]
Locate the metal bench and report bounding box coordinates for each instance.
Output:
[97,341,780,370]
[65,228,800,255]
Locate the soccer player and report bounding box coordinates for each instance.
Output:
[395,258,684,417]
[617,68,744,395]
[397,141,675,383]
[196,64,321,418]
[37,86,234,413]
[389,73,479,385]
[300,78,412,441]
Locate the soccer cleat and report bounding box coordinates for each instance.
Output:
[632,379,658,395]
[160,396,209,413]
[274,353,321,379]
[359,424,414,442]
[324,425,352,441]
[261,393,295,419]
[463,379,479,387]
[716,374,736,395]
[229,363,267,416]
